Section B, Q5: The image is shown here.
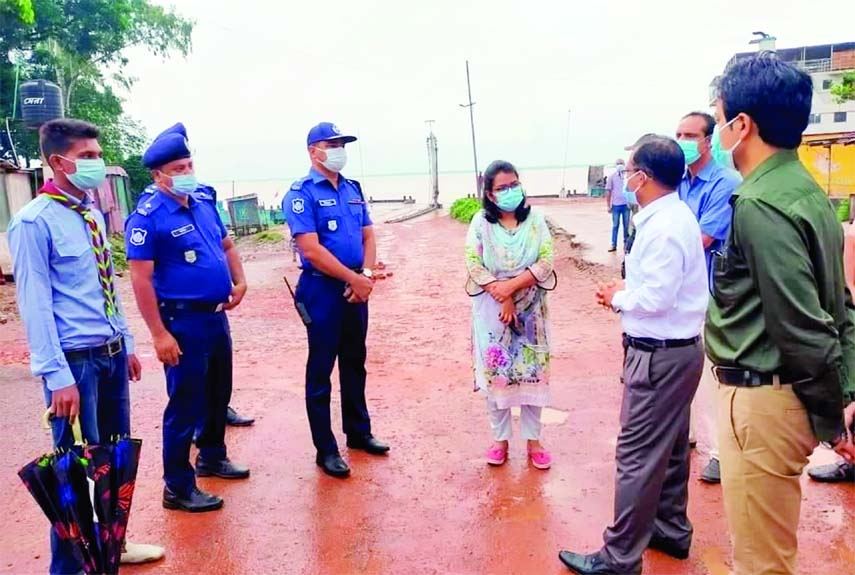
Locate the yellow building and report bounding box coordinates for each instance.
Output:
[800,133,855,197]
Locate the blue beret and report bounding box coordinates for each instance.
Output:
[143,123,192,169]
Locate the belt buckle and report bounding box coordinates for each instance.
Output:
[107,338,122,357]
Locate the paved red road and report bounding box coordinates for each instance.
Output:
[1,204,853,574]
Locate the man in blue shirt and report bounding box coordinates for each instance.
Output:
[676,111,742,485]
[136,182,255,429]
[605,159,628,252]
[284,122,389,478]
[125,123,250,513]
[9,119,164,573]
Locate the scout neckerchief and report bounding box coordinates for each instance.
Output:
[40,180,118,317]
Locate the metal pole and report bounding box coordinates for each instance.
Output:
[460,60,480,198]
[11,63,21,119]
[561,108,571,196]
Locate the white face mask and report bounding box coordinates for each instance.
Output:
[319,147,347,173]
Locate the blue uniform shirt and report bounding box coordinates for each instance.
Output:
[125,189,232,302]
[677,160,742,289]
[8,187,135,391]
[283,168,372,272]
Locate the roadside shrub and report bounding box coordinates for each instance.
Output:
[450,197,481,223]
[836,198,851,223]
[109,234,128,272]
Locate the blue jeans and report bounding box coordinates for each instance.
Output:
[43,347,130,575]
[296,272,371,456]
[161,309,232,496]
[611,205,630,248]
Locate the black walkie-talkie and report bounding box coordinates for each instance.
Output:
[283,275,312,326]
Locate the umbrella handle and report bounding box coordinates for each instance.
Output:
[42,409,85,446]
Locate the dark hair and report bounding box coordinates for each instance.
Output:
[717,52,812,149]
[631,135,685,190]
[682,111,715,137]
[482,160,531,224]
[39,119,100,159]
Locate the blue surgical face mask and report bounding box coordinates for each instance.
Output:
[60,157,107,190]
[622,171,641,205]
[677,139,702,165]
[169,173,198,196]
[711,119,742,171]
[495,185,525,212]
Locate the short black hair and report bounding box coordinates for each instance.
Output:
[717,52,812,149]
[39,119,99,159]
[482,160,531,224]
[682,111,715,137]
[630,135,685,190]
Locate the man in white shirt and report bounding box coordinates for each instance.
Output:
[559,135,708,575]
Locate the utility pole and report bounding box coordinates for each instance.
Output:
[425,120,439,207]
[560,108,571,197]
[459,60,480,198]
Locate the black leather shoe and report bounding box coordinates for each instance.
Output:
[346,435,390,455]
[647,535,690,560]
[195,457,251,479]
[226,406,255,427]
[808,460,855,483]
[316,453,351,478]
[700,458,721,484]
[558,550,640,575]
[163,487,223,513]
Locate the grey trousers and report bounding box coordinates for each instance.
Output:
[602,340,703,571]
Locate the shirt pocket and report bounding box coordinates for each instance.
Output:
[53,223,91,259]
[348,203,364,227]
[317,206,343,234]
[711,243,748,308]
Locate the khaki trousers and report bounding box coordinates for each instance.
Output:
[718,383,817,575]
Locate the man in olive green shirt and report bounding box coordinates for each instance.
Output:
[707,53,855,575]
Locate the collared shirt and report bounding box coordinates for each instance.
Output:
[125,189,232,302]
[606,169,627,207]
[612,193,707,340]
[677,159,742,288]
[283,168,372,271]
[706,150,855,441]
[8,184,135,391]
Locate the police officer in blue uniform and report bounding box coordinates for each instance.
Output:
[125,123,251,512]
[138,172,254,429]
[284,122,389,478]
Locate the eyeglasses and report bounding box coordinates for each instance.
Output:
[493,181,521,192]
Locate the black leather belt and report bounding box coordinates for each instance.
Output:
[159,300,224,313]
[623,334,701,352]
[64,338,123,362]
[712,366,801,387]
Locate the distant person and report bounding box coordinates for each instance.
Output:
[465,160,556,470]
[477,171,484,194]
[126,122,251,513]
[283,122,389,479]
[675,111,742,485]
[561,135,707,575]
[707,53,855,575]
[605,159,628,252]
[808,218,855,485]
[8,119,164,573]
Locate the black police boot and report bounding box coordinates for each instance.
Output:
[162,487,223,513]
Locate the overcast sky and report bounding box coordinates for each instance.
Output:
[121,0,855,181]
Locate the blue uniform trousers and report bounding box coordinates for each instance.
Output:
[161,308,232,496]
[296,272,371,456]
[43,347,130,575]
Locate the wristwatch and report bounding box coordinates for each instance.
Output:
[362,268,374,279]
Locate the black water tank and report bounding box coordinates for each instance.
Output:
[19,80,64,127]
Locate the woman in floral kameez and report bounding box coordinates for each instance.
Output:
[465,160,555,470]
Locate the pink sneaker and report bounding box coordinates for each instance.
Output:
[529,449,552,470]
[486,446,508,466]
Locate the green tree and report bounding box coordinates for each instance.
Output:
[0,0,193,164]
[120,153,151,206]
[830,72,855,103]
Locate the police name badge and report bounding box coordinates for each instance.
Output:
[184,250,197,263]
[328,220,338,232]
[129,228,147,246]
[291,198,305,214]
